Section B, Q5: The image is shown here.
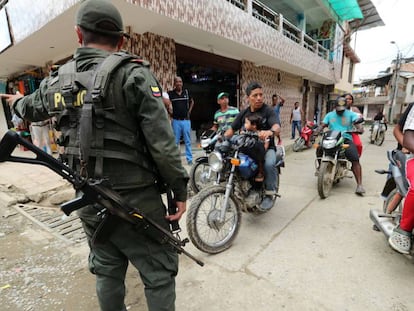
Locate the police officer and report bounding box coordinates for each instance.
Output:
[0,1,188,310]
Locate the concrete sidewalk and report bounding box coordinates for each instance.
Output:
[0,148,70,207]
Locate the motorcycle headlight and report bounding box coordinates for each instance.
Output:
[208,151,223,172]
[322,139,337,149]
[200,138,211,148]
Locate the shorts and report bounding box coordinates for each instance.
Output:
[344,139,359,162]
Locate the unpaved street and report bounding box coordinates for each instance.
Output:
[1,127,414,311]
[0,202,148,310]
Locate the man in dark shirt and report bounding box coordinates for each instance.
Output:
[225,82,281,210]
[373,109,388,131]
[168,76,194,165]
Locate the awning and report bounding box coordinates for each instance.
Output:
[349,0,384,31]
[323,0,363,21]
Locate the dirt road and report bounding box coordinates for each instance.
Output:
[0,202,147,310]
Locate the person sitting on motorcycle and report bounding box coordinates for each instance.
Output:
[225,82,280,211]
[380,104,413,213]
[345,93,364,157]
[388,103,414,254]
[240,114,270,182]
[372,109,388,131]
[211,92,240,133]
[314,97,366,195]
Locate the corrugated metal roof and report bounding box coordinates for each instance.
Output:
[349,0,384,31]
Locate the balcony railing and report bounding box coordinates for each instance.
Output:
[226,0,246,10]
[227,0,330,61]
[252,0,278,30]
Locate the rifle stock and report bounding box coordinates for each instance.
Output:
[0,130,204,266]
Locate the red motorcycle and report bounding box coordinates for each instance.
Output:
[292,120,318,152]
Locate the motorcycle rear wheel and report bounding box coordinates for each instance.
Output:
[375,131,385,146]
[186,185,242,254]
[317,162,334,199]
[189,159,219,194]
[292,137,305,152]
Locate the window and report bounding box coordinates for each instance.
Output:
[411,84,414,96]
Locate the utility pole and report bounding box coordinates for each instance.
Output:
[390,41,401,123]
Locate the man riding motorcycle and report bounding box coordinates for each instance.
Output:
[224,82,281,210]
[314,97,365,195]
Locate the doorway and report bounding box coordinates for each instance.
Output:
[175,44,240,141]
[177,62,238,139]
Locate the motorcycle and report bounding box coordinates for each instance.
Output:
[292,120,318,152]
[370,149,410,252]
[315,119,363,199]
[186,134,285,254]
[369,120,387,146]
[189,129,221,193]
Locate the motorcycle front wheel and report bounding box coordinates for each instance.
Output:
[317,161,334,199]
[370,131,375,144]
[292,137,305,152]
[186,185,242,254]
[374,131,385,146]
[189,158,219,194]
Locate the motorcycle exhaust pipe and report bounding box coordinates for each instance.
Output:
[369,209,395,238]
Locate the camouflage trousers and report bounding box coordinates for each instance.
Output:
[78,186,179,311]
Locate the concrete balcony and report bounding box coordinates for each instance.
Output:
[0,0,336,84]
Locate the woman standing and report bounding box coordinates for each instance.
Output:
[344,93,363,156]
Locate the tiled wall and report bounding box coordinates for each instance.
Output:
[124,0,335,80]
[123,30,322,138]
[122,0,330,138]
[124,29,176,91]
[241,60,305,138]
[6,0,78,43]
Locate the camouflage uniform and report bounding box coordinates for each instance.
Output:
[13,2,188,310]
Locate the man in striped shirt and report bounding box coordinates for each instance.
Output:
[211,92,239,132]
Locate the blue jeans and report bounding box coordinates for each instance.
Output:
[291,120,301,139]
[172,119,192,163]
[264,148,278,194]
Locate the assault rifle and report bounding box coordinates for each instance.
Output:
[0,130,204,266]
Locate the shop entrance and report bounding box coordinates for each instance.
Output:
[175,44,240,140]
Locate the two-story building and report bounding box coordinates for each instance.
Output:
[0,0,382,139]
[354,61,414,123]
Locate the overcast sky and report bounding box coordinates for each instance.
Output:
[352,0,414,82]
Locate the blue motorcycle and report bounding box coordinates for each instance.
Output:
[186,134,284,254]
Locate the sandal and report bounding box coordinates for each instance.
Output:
[388,226,412,254]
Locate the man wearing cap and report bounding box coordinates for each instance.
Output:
[211,92,239,132]
[314,97,365,195]
[0,0,188,310]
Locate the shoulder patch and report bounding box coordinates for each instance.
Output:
[151,86,161,97]
[131,58,150,67]
[131,58,144,63]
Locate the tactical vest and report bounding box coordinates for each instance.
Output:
[46,52,158,189]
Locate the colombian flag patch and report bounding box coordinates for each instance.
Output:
[151,86,161,97]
